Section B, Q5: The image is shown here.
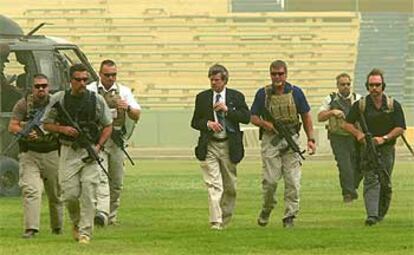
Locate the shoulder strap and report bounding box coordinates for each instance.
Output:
[88,91,97,121]
[264,85,272,110]
[358,96,366,114]
[115,83,121,95]
[288,84,294,93]
[385,95,394,112]
[329,92,336,105]
[25,93,32,109]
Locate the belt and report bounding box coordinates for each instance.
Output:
[59,139,73,146]
[210,136,228,142]
[26,146,58,153]
[59,139,81,150]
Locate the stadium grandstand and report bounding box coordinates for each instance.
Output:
[2,0,413,154]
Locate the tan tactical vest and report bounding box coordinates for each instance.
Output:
[264,84,300,125]
[24,94,58,145]
[98,84,126,128]
[327,92,356,136]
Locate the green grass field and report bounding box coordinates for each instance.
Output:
[0,160,413,255]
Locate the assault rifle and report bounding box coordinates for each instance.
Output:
[2,107,45,155]
[358,111,391,193]
[264,109,306,160]
[111,129,135,165]
[401,134,414,157]
[54,102,111,180]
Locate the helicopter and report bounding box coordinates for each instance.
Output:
[0,14,98,196]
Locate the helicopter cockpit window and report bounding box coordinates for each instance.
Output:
[0,51,32,112]
[55,49,94,85]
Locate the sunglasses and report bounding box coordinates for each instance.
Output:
[72,77,89,82]
[102,73,117,78]
[270,72,285,76]
[34,83,48,89]
[368,83,382,88]
[339,83,351,86]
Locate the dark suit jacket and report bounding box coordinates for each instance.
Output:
[191,88,250,164]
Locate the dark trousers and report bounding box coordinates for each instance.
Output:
[329,133,362,198]
[362,144,395,219]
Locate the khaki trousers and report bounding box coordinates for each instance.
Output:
[96,138,125,223]
[260,132,302,219]
[59,145,100,237]
[200,140,237,224]
[18,150,63,231]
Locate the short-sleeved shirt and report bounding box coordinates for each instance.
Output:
[42,90,112,127]
[250,82,310,118]
[12,96,49,121]
[11,98,29,121]
[87,81,141,110]
[345,95,406,137]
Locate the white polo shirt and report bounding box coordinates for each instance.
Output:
[87,80,141,110]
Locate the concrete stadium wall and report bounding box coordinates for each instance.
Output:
[128,109,332,152]
[129,109,198,148]
[129,109,413,157]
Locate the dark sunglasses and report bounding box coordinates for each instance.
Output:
[339,83,351,86]
[72,77,88,82]
[102,73,117,78]
[270,72,285,76]
[368,83,382,88]
[34,83,48,89]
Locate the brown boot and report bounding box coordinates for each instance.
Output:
[72,226,79,241]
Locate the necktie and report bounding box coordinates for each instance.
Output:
[215,94,225,126]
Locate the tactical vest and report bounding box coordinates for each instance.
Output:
[19,94,60,153]
[264,85,300,129]
[56,90,99,143]
[98,84,126,129]
[327,92,356,136]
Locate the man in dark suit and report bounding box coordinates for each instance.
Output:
[191,64,250,230]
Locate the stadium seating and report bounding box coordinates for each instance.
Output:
[9,2,361,109]
[404,17,414,109]
[354,13,410,103]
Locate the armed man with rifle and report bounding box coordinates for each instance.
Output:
[343,68,406,226]
[8,73,63,239]
[251,60,316,228]
[43,64,113,244]
[317,73,362,203]
[87,59,141,227]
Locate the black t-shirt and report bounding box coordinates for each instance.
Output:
[346,95,406,139]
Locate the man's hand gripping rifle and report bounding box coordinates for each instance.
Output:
[2,108,45,155]
[358,111,391,193]
[264,109,306,160]
[111,129,135,165]
[54,102,111,180]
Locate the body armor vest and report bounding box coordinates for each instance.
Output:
[264,85,300,128]
[327,92,356,136]
[56,90,99,143]
[98,84,126,128]
[19,94,59,153]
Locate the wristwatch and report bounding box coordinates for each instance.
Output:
[382,135,389,142]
